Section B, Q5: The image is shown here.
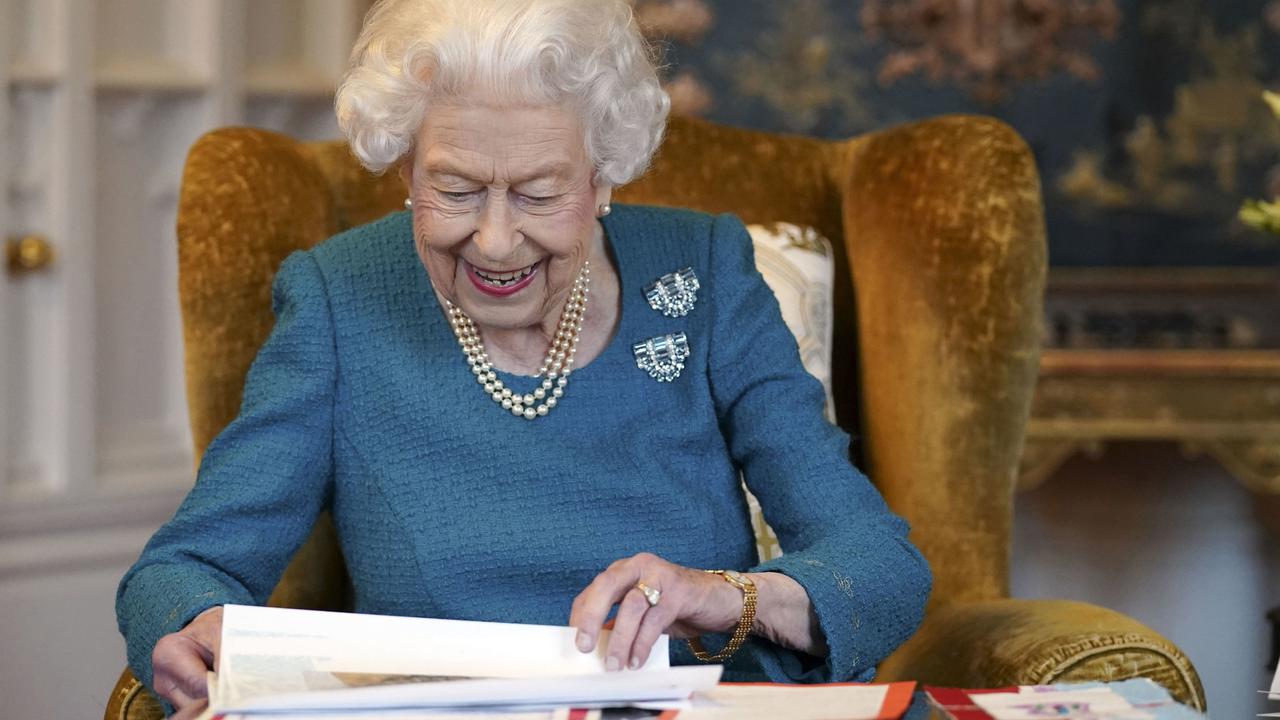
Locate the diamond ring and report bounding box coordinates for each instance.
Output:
[635,581,661,607]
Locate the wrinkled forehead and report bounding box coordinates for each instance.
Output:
[415,102,592,181]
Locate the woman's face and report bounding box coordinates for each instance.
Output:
[402,103,610,333]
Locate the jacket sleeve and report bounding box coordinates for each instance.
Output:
[704,213,932,683]
[115,250,337,691]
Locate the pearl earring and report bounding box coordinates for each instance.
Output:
[404,198,413,209]
[598,203,612,217]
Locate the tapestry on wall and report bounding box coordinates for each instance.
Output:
[630,0,1280,268]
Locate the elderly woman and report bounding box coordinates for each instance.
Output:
[117,0,931,714]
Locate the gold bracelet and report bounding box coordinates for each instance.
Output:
[688,569,757,662]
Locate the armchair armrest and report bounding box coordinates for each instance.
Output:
[105,668,162,720]
[104,513,349,720]
[875,598,1205,712]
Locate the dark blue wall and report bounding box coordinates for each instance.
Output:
[659,0,1280,267]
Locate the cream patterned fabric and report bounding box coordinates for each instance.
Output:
[743,223,836,562]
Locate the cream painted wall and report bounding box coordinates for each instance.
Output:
[1,1,358,716]
[0,554,149,719]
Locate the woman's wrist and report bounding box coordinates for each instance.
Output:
[745,572,828,657]
[703,569,754,634]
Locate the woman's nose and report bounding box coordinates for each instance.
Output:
[473,196,520,262]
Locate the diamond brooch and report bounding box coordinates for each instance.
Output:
[644,267,699,318]
[633,332,690,382]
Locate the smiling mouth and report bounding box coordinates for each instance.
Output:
[471,262,538,287]
[465,260,541,296]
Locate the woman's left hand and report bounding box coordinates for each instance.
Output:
[569,552,745,671]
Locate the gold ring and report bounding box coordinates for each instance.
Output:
[636,581,661,607]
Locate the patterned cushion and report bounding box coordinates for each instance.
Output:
[743,223,836,562]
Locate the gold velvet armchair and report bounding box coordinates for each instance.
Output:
[106,115,1205,719]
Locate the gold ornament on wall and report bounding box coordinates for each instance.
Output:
[1059,23,1280,225]
[719,0,875,133]
[860,0,1120,103]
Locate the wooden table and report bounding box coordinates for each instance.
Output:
[1019,267,1280,493]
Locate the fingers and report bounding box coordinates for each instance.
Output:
[170,698,210,720]
[152,610,222,710]
[152,636,211,708]
[158,684,196,712]
[604,587,652,671]
[569,556,647,653]
[570,553,690,672]
[629,597,676,668]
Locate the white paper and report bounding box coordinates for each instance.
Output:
[672,683,891,719]
[970,687,1152,720]
[216,605,670,706]
[207,605,711,717]
[204,701,586,720]
[216,710,581,720]
[1269,658,1280,701]
[227,666,722,714]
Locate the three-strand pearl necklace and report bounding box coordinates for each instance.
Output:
[445,261,591,420]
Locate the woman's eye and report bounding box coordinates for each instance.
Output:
[440,190,477,201]
[520,193,558,205]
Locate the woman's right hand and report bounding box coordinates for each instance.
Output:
[152,605,223,710]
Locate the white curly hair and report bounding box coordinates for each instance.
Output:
[335,0,671,187]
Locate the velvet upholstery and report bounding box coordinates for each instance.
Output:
[105,115,1205,719]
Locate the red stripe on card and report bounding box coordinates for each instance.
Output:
[878,681,917,719]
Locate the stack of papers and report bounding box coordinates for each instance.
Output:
[195,606,914,720]
[926,681,1206,720]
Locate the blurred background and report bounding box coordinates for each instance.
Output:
[1,0,1277,717]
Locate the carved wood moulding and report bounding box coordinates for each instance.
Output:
[1022,268,1280,493]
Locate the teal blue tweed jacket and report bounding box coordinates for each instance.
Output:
[117,204,931,692]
